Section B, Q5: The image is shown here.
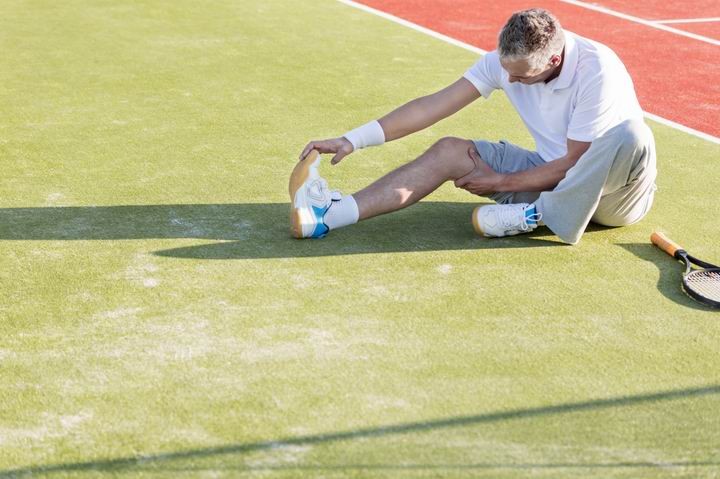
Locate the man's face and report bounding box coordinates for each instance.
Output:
[500,56,561,85]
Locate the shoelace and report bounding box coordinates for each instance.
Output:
[498,205,528,231]
[499,205,541,231]
[308,179,342,206]
[307,179,329,202]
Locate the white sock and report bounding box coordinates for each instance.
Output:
[324,194,359,230]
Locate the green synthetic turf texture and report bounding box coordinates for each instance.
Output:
[1,1,719,478]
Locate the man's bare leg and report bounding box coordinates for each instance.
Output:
[353,137,477,220]
[289,137,479,238]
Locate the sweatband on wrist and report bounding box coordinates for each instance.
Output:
[343,120,385,151]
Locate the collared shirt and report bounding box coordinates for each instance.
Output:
[463,31,643,161]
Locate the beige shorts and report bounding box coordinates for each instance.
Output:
[471,139,546,205]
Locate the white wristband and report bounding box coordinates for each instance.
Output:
[343,120,385,151]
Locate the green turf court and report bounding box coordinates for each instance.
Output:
[1,1,719,477]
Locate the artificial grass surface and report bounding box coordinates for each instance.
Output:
[1,0,719,477]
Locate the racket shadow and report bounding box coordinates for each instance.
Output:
[617,242,712,310]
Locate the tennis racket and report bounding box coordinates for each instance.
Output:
[651,232,720,308]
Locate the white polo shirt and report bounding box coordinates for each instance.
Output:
[463,31,643,161]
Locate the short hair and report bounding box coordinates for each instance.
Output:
[498,9,565,70]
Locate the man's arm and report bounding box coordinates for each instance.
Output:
[456,139,591,195]
[300,78,481,164]
[378,77,481,141]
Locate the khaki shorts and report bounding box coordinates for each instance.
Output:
[471,140,546,205]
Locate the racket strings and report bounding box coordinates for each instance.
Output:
[685,269,720,301]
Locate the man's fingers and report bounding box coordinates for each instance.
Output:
[467,146,483,166]
[300,143,317,160]
[454,160,477,187]
[458,182,477,194]
[330,151,346,165]
[300,138,350,162]
[468,147,496,175]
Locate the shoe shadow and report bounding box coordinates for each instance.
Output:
[617,242,713,311]
[0,202,564,259]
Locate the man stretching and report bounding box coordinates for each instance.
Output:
[290,8,656,244]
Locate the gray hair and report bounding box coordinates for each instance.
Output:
[498,9,565,70]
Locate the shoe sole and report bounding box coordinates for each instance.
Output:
[289,149,320,238]
[472,205,485,236]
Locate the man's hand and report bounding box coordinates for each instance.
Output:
[454,146,504,196]
[299,137,354,165]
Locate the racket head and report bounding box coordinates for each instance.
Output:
[682,268,720,308]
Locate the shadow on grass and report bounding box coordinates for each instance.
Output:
[0,202,565,259]
[618,242,715,311]
[150,461,720,472]
[2,384,718,477]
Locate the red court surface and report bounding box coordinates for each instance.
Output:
[564,0,720,41]
[587,0,720,20]
[356,0,720,139]
[670,21,720,41]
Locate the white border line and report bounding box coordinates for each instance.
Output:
[337,0,486,55]
[644,113,720,144]
[338,0,720,145]
[559,0,720,47]
[656,17,720,24]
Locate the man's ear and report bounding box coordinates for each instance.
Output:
[549,54,562,67]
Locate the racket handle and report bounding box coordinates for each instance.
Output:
[651,231,683,257]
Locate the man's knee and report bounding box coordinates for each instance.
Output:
[430,136,472,154]
[599,118,657,193]
[427,136,476,179]
[606,118,653,151]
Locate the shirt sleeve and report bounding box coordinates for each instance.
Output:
[566,66,620,142]
[463,51,502,99]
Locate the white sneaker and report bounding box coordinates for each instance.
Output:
[289,150,339,239]
[472,203,541,237]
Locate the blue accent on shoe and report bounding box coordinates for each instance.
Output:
[309,205,330,238]
[524,204,538,225]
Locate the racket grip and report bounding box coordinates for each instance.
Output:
[651,231,683,257]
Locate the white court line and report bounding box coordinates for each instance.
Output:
[338,0,720,145]
[337,0,486,55]
[644,113,720,144]
[655,17,720,24]
[559,0,720,47]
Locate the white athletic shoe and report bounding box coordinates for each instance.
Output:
[289,150,339,239]
[472,203,541,237]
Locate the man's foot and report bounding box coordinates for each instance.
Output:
[472,203,541,237]
[289,150,338,239]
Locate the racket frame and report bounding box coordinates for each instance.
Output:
[651,232,720,309]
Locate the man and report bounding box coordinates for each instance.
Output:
[290,8,656,244]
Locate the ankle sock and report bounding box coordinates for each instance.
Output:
[324,194,359,230]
